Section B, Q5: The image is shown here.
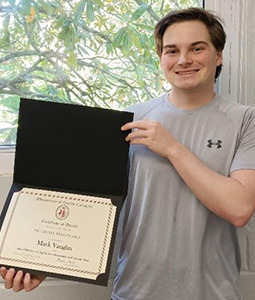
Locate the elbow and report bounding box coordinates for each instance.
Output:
[230,207,254,228]
[232,217,249,228]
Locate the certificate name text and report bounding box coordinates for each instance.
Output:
[37,240,72,251]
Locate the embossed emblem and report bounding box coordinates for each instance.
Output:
[55,205,69,220]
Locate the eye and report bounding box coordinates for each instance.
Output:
[164,49,178,55]
[192,46,204,53]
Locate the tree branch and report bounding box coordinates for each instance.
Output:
[134,0,161,21]
[78,19,112,43]
[0,50,46,63]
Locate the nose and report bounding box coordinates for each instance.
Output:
[178,51,192,65]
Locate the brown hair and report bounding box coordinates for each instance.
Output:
[154,7,226,79]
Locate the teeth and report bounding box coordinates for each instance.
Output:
[177,70,197,75]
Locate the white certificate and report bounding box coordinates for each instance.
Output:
[0,188,116,280]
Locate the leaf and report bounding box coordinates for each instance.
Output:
[134,23,154,31]
[112,27,126,48]
[26,7,36,23]
[0,127,18,145]
[94,0,104,7]
[37,0,55,15]
[122,30,133,56]
[118,89,125,102]
[128,28,141,49]
[131,3,149,21]
[67,52,78,68]
[0,31,11,48]
[180,0,187,5]
[40,60,47,67]
[8,0,15,5]
[135,67,145,88]
[106,41,113,54]
[86,2,95,22]
[19,0,31,15]
[55,7,66,17]
[74,0,86,20]
[0,96,20,111]
[3,14,10,29]
[47,84,58,96]
[78,44,89,55]
[58,20,76,47]
[121,32,129,56]
[0,14,11,47]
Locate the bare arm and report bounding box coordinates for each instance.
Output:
[0,267,46,292]
[122,120,255,227]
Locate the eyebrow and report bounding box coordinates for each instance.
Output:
[163,41,209,50]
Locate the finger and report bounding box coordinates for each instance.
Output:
[0,267,7,279]
[23,273,33,292]
[24,273,46,292]
[121,120,150,131]
[125,130,148,142]
[4,268,16,289]
[129,137,148,146]
[12,270,24,292]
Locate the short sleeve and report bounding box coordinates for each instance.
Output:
[230,107,255,173]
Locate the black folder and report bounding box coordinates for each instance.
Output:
[0,98,133,286]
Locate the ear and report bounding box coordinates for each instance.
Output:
[216,51,223,66]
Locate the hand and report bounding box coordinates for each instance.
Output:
[121,119,176,158]
[0,267,46,292]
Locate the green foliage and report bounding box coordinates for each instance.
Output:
[1,96,20,111]
[0,0,202,144]
[131,3,149,21]
[74,0,86,20]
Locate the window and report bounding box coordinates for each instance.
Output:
[0,0,203,146]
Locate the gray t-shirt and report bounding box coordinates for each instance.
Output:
[112,94,255,300]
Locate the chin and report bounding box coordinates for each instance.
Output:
[175,83,200,91]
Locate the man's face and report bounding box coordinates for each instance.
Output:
[160,20,222,94]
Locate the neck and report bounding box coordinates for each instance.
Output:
[169,88,216,110]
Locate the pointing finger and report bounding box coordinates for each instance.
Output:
[121,120,150,131]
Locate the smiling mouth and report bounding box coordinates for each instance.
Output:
[176,70,199,75]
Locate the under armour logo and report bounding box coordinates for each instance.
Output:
[207,139,222,149]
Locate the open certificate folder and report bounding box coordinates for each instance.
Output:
[0,99,133,286]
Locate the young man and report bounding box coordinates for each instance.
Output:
[112,7,255,300]
[1,7,255,299]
